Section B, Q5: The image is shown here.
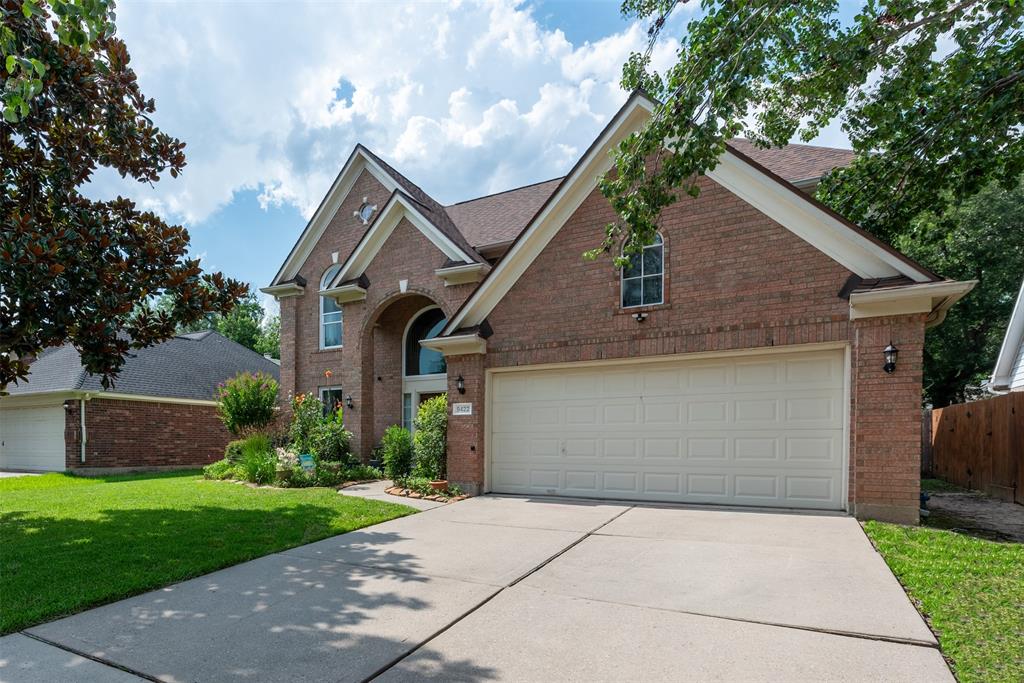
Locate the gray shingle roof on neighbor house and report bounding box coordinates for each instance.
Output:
[7,331,280,402]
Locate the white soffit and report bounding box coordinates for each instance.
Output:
[442,93,655,335]
[707,151,933,282]
[328,193,476,288]
[270,149,399,286]
[443,92,934,336]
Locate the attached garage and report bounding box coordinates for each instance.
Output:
[0,404,67,472]
[488,347,848,511]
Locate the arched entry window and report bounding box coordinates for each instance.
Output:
[404,307,447,376]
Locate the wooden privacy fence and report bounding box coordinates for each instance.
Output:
[924,392,1024,504]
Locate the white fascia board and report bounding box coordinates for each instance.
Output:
[260,282,305,300]
[990,277,1024,389]
[420,334,487,356]
[0,391,77,407]
[435,262,489,286]
[0,391,218,407]
[707,151,933,282]
[443,94,655,334]
[270,149,398,286]
[849,280,976,326]
[329,194,474,287]
[320,283,367,304]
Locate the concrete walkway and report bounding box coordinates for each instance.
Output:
[0,497,951,682]
[339,480,447,511]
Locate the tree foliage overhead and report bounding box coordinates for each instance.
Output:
[1,0,246,391]
[598,0,1024,257]
[896,180,1024,406]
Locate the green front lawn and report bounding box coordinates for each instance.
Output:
[864,521,1024,683]
[0,471,413,634]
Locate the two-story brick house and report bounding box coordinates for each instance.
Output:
[263,92,974,523]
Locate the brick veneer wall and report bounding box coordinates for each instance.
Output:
[455,177,927,522]
[282,183,478,456]
[850,314,927,523]
[64,398,232,470]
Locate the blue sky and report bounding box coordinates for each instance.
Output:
[91,1,853,314]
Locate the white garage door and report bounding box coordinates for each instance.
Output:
[489,348,847,510]
[0,405,67,471]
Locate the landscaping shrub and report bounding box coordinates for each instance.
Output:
[289,392,325,455]
[345,464,384,481]
[380,426,414,479]
[309,417,353,464]
[413,394,447,480]
[394,475,462,498]
[224,439,246,462]
[237,434,276,484]
[203,458,237,480]
[215,372,279,435]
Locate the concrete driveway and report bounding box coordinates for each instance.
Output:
[1,496,951,682]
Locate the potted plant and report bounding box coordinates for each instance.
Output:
[429,479,448,492]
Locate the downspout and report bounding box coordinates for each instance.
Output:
[79,395,90,463]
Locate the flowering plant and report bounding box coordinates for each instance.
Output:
[215,372,279,435]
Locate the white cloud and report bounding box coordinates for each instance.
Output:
[86,0,684,225]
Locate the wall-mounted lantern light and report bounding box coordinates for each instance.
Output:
[456,375,466,394]
[345,395,354,410]
[883,342,899,374]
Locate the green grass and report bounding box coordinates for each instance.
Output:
[0,471,413,634]
[864,521,1024,683]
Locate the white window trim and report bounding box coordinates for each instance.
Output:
[402,305,447,379]
[320,266,344,350]
[620,233,664,309]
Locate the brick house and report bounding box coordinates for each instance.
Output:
[263,93,974,523]
[0,331,280,473]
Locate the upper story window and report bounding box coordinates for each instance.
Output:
[320,265,343,349]
[354,197,377,224]
[621,233,664,308]
[404,307,447,376]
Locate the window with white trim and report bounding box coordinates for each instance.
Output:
[319,386,344,416]
[621,233,664,308]
[320,265,343,349]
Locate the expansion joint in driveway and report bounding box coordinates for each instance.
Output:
[21,631,163,683]
[361,504,637,682]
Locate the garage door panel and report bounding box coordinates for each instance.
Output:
[0,405,67,471]
[490,349,847,510]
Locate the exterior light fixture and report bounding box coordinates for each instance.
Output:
[345,395,354,410]
[456,375,466,394]
[883,342,899,374]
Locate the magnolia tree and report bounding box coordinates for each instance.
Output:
[1,0,246,392]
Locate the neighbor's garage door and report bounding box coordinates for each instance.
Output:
[0,405,67,471]
[489,349,846,510]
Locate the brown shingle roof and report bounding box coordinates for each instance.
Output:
[728,139,854,184]
[358,145,484,263]
[445,177,563,249]
[443,141,854,250]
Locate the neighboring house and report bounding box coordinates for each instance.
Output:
[263,92,974,523]
[990,275,1024,393]
[0,331,280,473]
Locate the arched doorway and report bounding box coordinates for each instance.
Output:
[401,305,448,430]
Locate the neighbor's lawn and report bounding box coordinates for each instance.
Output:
[864,521,1024,683]
[0,471,413,634]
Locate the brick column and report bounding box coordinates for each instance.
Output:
[851,314,927,524]
[446,353,485,495]
[278,296,299,404]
